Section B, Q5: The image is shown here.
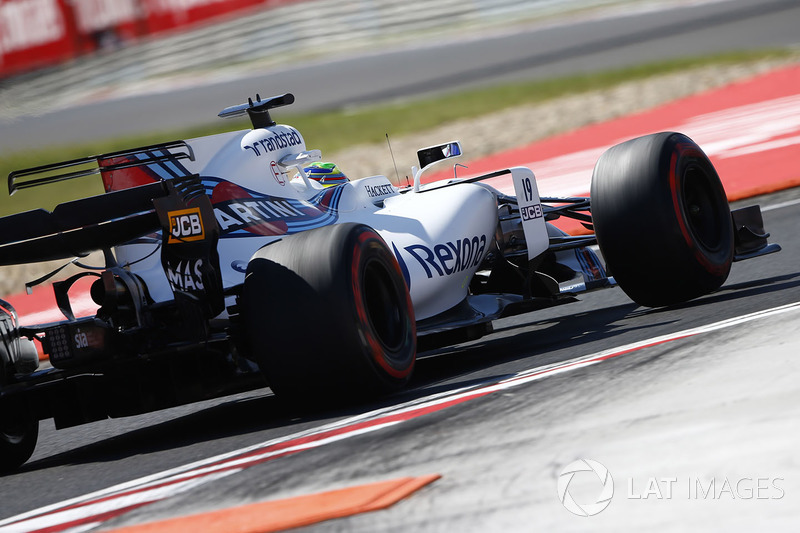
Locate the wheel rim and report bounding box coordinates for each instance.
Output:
[1,417,28,445]
[362,258,405,354]
[682,163,724,252]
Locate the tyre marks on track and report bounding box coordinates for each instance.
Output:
[3,301,800,532]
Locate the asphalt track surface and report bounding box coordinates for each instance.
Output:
[0,0,799,152]
[1,188,799,531]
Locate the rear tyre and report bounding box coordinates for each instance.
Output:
[590,132,733,307]
[240,223,416,403]
[0,398,38,474]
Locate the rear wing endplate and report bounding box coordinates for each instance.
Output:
[0,181,169,266]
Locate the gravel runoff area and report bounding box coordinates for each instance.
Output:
[330,58,799,180]
[1,57,797,299]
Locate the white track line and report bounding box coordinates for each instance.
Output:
[763,197,800,212]
[3,301,800,532]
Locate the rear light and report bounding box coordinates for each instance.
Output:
[44,319,114,369]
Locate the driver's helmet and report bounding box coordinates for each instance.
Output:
[303,162,349,187]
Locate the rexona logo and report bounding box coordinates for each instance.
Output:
[404,234,488,279]
[168,208,205,244]
[557,459,614,517]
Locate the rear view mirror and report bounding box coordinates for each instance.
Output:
[411,141,464,192]
[417,141,462,170]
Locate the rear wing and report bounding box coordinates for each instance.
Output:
[1,141,195,267]
[0,181,169,266]
[7,141,193,195]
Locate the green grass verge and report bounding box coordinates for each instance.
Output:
[0,49,795,216]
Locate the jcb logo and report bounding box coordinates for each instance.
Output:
[168,208,205,243]
[521,204,543,221]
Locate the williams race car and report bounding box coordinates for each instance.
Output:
[0,93,779,472]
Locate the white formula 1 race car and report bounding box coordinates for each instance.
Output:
[0,93,780,472]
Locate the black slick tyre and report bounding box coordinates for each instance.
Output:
[240,223,416,403]
[590,132,733,307]
[0,397,38,474]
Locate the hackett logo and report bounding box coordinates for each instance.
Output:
[168,207,205,243]
[365,183,394,198]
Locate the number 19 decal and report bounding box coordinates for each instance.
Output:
[522,177,534,203]
[511,168,548,260]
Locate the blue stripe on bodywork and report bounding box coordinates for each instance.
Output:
[393,242,412,290]
[201,177,344,238]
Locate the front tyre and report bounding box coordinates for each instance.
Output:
[240,223,416,403]
[590,132,733,307]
